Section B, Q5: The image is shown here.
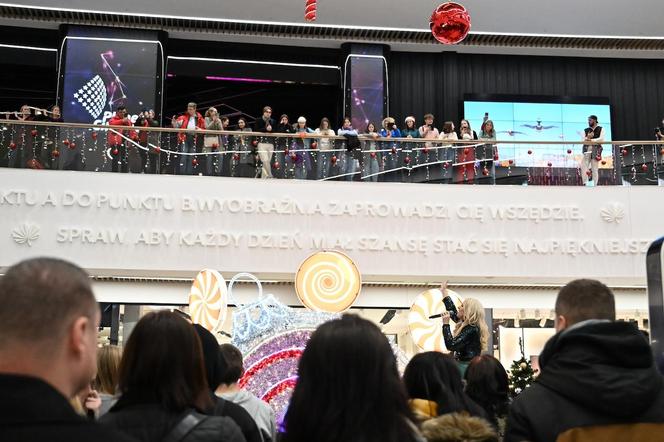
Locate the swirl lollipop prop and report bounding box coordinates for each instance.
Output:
[188,269,228,332]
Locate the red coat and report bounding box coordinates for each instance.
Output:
[107,115,135,145]
[173,112,205,143]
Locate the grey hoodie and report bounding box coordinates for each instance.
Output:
[219,390,276,442]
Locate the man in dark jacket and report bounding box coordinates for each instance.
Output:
[505,279,664,442]
[0,258,135,442]
[254,106,276,178]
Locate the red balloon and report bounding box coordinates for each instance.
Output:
[430,2,471,45]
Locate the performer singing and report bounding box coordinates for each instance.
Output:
[439,281,489,375]
[581,115,605,186]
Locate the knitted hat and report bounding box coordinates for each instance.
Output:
[405,116,416,124]
[297,116,307,123]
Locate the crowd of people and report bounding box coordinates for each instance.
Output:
[2,102,616,185]
[2,257,663,442]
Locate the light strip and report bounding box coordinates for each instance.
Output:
[0,43,57,52]
[168,55,340,70]
[3,3,664,40]
[205,75,272,83]
[64,36,162,44]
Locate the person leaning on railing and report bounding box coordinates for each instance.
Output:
[291,117,315,180]
[380,117,402,182]
[134,109,160,174]
[315,117,336,180]
[229,118,255,178]
[581,114,605,186]
[337,117,359,182]
[478,120,497,185]
[171,102,205,176]
[254,106,276,179]
[362,122,380,182]
[107,106,135,174]
[203,107,223,177]
[274,114,294,179]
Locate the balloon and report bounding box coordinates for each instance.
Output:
[430,2,471,45]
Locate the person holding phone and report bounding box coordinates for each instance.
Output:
[439,281,488,375]
[581,115,605,186]
[107,106,135,173]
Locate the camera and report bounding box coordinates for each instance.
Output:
[442,296,459,322]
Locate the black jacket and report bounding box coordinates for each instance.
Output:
[207,394,261,442]
[254,117,275,134]
[0,374,136,442]
[100,396,246,442]
[505,321,664,442]
[443,324,481,362]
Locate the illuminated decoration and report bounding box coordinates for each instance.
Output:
[408,288,462,351]
[294,250,361,313]
[305,0,317,22]
[188,269,228,332]
[430,2,472,45]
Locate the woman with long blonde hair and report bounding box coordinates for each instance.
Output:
[439,281,489,375]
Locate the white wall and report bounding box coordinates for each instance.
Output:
[12,0,664,37]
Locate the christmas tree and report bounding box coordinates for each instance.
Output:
[508,337,537,397]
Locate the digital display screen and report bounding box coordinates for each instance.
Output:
[61,38,159,124]
[349,56,385,132]
[463,100,613,168]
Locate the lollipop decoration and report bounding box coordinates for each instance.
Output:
[188,269,228,332]
[295,250,361,313]
[430,2,472,45]
[305,0,317,22]
[408,288,462,351]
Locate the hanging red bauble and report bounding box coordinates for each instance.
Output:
[404,156,411,165]
[9,141,16,150]
[660,148,664,155]
[586,170,592,177]
[233,153,240,161]
[154,146,161,153]
[212,143,219,150]
[284,147,290,155]
[91,132,97,140]
[482,167,489,176]
[493,154,499,161]
[305,0,317,22]
[641,164,648,172]
[508,159,514,165]
[430,2,471,45]
[547,161,552,167]
[310,141,318,149]
[192,158,198,167]
[567,149,572,154]
[527,149,533,155]
[51,149,60,158]
[252,140,259,147]
[443,162,450,169]
[290,152,298,161]
[463,147,470,155]
[30,129,38,137]
[621,149,628,156]
[112,148,119,156]
[391,146,397,155]
[63,139,70,146]
[68,142,76,150]
[601,160,607,165]
[331,155,337,164]
[370,151,377,159]
[273,161,281,169]
[595,155,601,161]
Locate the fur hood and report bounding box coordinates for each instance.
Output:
[420,413,498,442]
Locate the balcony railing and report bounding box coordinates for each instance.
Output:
[1,119,663,185]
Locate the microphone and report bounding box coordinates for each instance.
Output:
[429,296,460,321]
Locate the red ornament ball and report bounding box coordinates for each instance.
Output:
[154,146,161,153]
[601,160,607,165]
[192,158,198,167]
[493,154,499,161]
[273,161,281,169]
[547,161,552,167]
[641,164,648,172]
[284,147,290,155]
[621,149,628,156]
[482,167,489,176]
[508,159,514,165]
[30,129,38,137]
[310,141,318,149]
[463,147,470,155]
[527,149,533,155]
[423,147,429,154]
[370,151,377,159]
[595,155,601,161]
[430,2,472,45]
[290,152,298,161]
[443,162,450,169]
[68,142,76,150]
[404,156,412,165]
[391,146,397,155]
[586,170,592,177]
[51,149,60,158]
[331,155,337,164]
[91,132,97,140]
[233,153,240,161]
[112,148,119,156]
[212,143,219,150]
[9,141,17,150]
[252,140,259,147]
[63,139,70,146]
[660,148,664,156]
[567,149,572,154]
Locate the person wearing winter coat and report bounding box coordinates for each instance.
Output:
[171,102,206,176]
[505,279,664,442]
[379,117,402,182]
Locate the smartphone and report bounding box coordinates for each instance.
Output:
[647,237,664,357]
